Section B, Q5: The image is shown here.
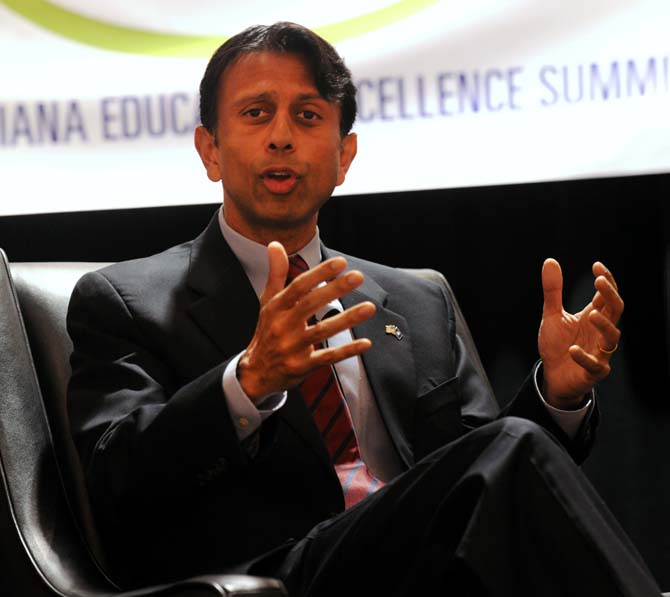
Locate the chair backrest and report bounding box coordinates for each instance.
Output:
[0,250,117,596]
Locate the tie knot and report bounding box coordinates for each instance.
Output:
[287,254,309,285]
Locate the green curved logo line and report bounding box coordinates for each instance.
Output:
[0,0,440,58]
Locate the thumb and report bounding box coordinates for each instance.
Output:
[541,258,563,316]
[261,241,289,305]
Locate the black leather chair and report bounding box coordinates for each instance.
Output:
[0,249,287,596]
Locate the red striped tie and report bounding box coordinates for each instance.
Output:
[287,255,384,508]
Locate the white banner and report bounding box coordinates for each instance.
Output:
[0,0,668,216]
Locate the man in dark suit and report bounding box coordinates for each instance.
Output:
[67,22,660,596]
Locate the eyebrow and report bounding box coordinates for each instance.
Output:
[232,91,326,108]
[295,93,326,102]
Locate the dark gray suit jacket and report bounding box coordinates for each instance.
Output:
[66,212,596,587]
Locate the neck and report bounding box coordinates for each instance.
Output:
[222,210,317,254]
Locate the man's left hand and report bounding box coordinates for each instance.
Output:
[538,258,624,409]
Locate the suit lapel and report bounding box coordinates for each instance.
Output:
[185,216,336,476]
[186,214,260,358]
[325,248,417,468]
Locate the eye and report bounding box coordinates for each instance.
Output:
[298,110,322,121]
[243,107,267,118]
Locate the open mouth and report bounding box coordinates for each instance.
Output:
[260,168,300,193]
[262,169,298,181]
[266,173,291,181]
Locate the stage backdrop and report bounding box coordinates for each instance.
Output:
[1,0,668,216]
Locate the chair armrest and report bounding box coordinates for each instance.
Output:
[121,574,288,596]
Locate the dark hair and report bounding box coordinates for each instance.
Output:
[199,22,357,138]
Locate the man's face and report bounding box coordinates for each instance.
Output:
[195,51,357,247]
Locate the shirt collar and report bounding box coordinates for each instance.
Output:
[218,206,322,299]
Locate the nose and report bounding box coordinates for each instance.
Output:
[267,113,294,152]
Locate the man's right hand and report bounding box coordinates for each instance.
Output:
[237,241,376,402]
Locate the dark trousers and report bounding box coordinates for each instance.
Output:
[275,417,660,596]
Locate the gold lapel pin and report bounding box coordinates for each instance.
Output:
[385,324,403,340]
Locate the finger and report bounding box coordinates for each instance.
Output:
[592,275,624,322]
[569,344,611,378]
[310,338,373,368]
[305,302,376,346]
[277,257,348,308]
[588,309,621,353]
[292,270,366,320]
[260,242,289,305]
[542,258,564,316]
[591,261,622,314]
[592,261,619,292]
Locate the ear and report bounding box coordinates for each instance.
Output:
[335,133,357,187]
[194,125,222,182]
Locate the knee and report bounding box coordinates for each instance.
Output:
[498,416,546,437]
[496,416,563,455]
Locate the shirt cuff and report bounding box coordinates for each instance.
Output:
[533,362,593,440]
[222,353,287,441]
